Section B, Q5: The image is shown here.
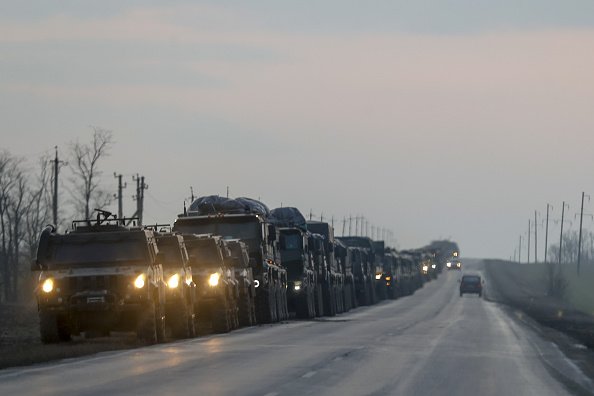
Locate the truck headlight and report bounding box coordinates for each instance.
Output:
[431,264,436,269]
[134,274,146,289]
[208,273,220,287]
[42,278,54,293]
[294,281,302,291]
[422,265,428,272]
[375,273,382,280]
[446,262,452,268]
[168,273,180,289]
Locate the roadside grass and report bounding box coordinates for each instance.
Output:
[561,264,594,317]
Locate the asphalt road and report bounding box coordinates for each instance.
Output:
[1,260,592,396]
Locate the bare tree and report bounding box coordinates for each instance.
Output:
[69,127,114,220]
[24,156,52,262]
[0,152,30,301]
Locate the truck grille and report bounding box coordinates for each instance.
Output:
[67,275,124,292]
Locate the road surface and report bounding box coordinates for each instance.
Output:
[1,260,592,395]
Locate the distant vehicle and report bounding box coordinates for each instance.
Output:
[459,274,483,297]
[446,259,462,270]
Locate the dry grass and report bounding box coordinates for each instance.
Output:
[0,303,141,370]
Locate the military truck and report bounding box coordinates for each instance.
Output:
[151,229,196,338]
[270,207,316,319]
[174,195,288,324]
[372,240,388,300]
[221,239,258,326]
[380,248,401,299]
[308,233,334,316]
[307,221,345,314]
[334,239,355,311]
[338,236,377,305]
[32,211,167,344]
[183,234,239,333]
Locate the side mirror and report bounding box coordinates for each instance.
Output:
[31,260,41,271]
[267,224,276,243]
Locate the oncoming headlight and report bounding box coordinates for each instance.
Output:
[431,264,436,269]
[208,273,220,287]
[446,262,452,268]
[294,281,302,291]
[42,278,54,293]
[422,265,429,272]
[375,273,382,280]
[254,279,260,288]
[134,274,146,289]
[168,273,180,289]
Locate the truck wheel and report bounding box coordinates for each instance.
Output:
[323,283,336,317]
[137,301,158,344]
[238,290,254,327]
[314,284,324,317]
[155,302,166,343]
[39,310,68,343]
[212,299,231,333]
[169,304,192,339]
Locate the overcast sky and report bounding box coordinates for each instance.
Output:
[2,1,594,258]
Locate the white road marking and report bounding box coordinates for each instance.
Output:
[302,370,317,378]
[263,392,278,396]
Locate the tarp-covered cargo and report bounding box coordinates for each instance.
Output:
[188,195,270,217]
[270,207,307,229]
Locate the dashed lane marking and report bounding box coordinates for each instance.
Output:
[302,371,317,378]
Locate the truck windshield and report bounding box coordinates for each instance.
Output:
[51,241,147,265]
[281,233,302,251]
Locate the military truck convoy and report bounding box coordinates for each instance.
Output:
[32,200,459,344]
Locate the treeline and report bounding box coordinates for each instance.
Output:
[544,230,594,297]
[0,128,113,302]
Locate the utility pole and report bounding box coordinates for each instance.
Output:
[190,186,195,202]
[577,192,589,275]
[544,204,551,264]
[342,217,346,236]
[534,211,538,263]
[348,215,352,236]
[355,216,360,236]
[50,146,66,228]
[526,219,532,264]
[131,174,148,226]
[226,186,229,198]
[519,235,522,264]
[559,201,567,267]
[113,173,127,219]
[309,209,313,221]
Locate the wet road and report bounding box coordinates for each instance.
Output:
[1,260,591,395]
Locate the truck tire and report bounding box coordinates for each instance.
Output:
[322,282,336,317]
[39,311,70,343]
[156,302,166,343]
[212,297,231,333]
[137,301,158,344]
[238,290,255,327]
[255,286,274,324]
[314,284,324,317]
[169,303,192,339]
